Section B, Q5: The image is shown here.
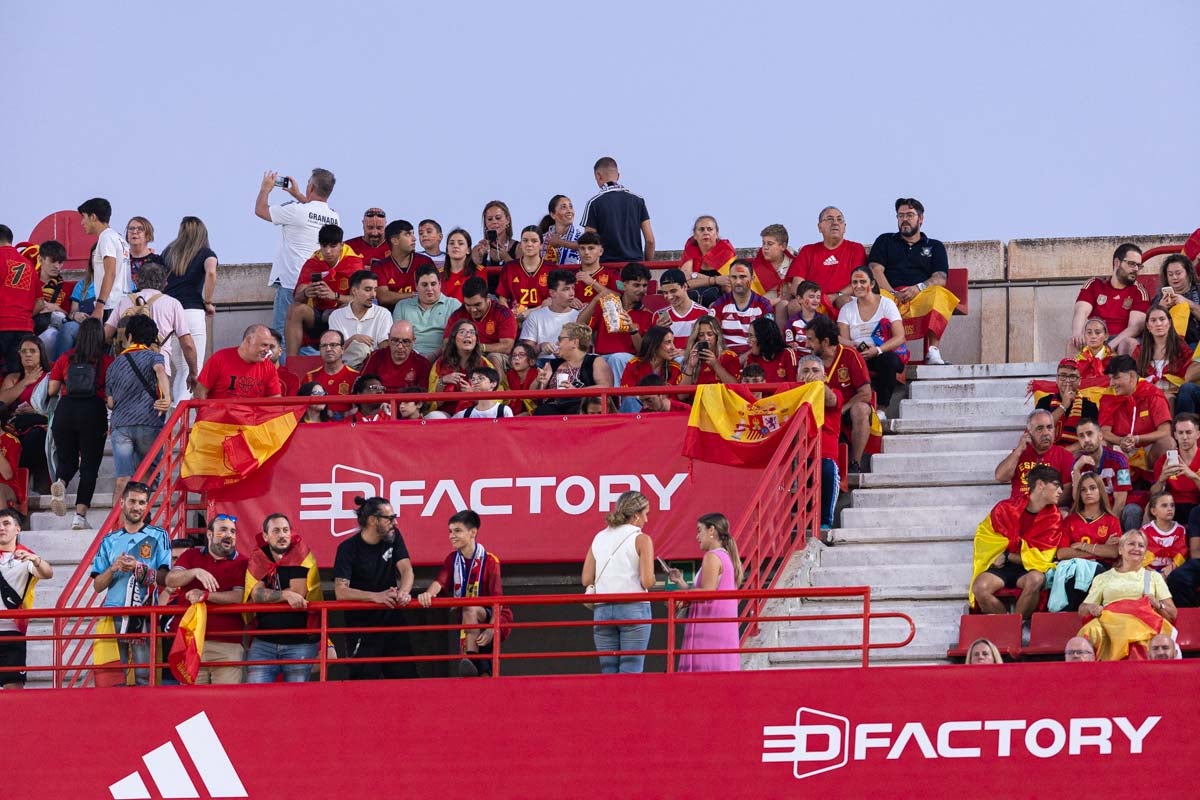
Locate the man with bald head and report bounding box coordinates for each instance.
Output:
[1147,633,1178,660]
[361,320,432,392]
[786,206,867,316]
[995,409,1075,502]
[1063,637,1096,662]
[194,324,283,400]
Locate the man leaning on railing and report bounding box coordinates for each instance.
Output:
[89,481,170,687]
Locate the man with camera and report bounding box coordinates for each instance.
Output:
[254,168,340,348]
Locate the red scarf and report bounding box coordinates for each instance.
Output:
[682,238,737,273]
[749,248,793,294]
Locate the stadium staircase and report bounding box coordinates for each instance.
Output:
[746,361,1058,668]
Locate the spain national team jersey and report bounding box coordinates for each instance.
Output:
[575,266,620,302]
[345,237,389,267]
[824,344,870,400]
[370,253,435,299]
[306,364,359,413]
[711,292,774,354]
[496,260,552,308]
[589,306,654,356]
[445,303,518,346]
[1063,512,1120,547]
[744,348,798,383]
[0,244,43,331]
[296,248,364,312]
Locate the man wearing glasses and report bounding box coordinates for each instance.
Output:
[345,208,390,268]
[1034,359,1100,448]
[1070,243,1150,356]
[868,197,957,365]
[163,514,249,684]
[785,208,867,316]
[333,497,418,680]
[361,320,431,392]
[304,330,358,418]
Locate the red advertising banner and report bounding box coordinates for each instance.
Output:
[207,414,763,566]
[7,662,1198,798]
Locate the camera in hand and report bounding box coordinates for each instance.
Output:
[310,272,323,284]
[273,176,291,189]
[485,230,498,243]
[695,341,709,353]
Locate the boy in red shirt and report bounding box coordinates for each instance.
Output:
[285,224,363,357]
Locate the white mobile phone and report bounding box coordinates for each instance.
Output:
[656,557,671,573]
[1167,449,1181,467]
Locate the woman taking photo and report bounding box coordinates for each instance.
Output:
[505,342,540,415]
[0,335,52,492]
[532,323,613,415]
[621,326,683,390]
[540,194,584,266]
[162,216,219,403]
[743,318,797,385]
[46,319,112,530]
[429,320,493,415]
[582,490,657,674]
[681,315,741,385]
[471,201,518,268]
[1133,305,1192,410]
[667,513,743,672]
[440,228,477,302]
[837,266,907,414]
[1153,253,1200,346]
[1078,529,1177,660]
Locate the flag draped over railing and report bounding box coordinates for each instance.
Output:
[682,383,824,468]
[180,404,305,491]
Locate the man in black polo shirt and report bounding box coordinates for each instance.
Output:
[581,156,656,262]
[333,496,417,679]
[868,197,958,365]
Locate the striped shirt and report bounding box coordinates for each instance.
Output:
[664,301,709,351]
[711,292,774,354]
[542,224,585,265]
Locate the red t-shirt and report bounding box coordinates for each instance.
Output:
[305,364,359,413]
[1140,521,1187,571]
[277,365,300,396]
[1063,512,1120,547]
[346,236,390,267]
[589,306,653,356]
[575,266,620,304]
[0,245,43,331]
[49,352,114,401]
[361,349,432,393]
[711,293,775,355]
[445,303,518,346]
[788,240,867,301]
[819,386,844,460]
[824,345,870,402]
[0,431,21,498]
[441,268,473,302]
[1098,382,1171,438]
[1152,449,1200,505]
[496,261,552,307]
[371,253,435,300]
[295,252,364,313]
[1009,444,1074,498]
[196,347,283,399]
[744,348,798,383]
[621,358,683,389]
[169,549,249,637]
[1075,277,1150,335]
[694,349,742,384]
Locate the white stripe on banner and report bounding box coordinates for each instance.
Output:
[177,712,248,798]
[108,771,151,800]
[142,742,199,798]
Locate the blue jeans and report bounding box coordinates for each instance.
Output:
[52,320,80,360]
[821,457,840,527]
[593,601,651,674]
[246,638,319,683]
[111,424,163,477]
[272,283,292,355]
[118,638,151,686]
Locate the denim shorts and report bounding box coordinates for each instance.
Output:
[111,425,163,476]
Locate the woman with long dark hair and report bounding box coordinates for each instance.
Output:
[45,318,113,529]
[440,228,477,302]
[667,513,744,672]
[429,319,492,414]
[743,317,798,384]
[163,216,219,403]
[1133,305,1192,412]
[0,335,52,491]
[539,194,584,265]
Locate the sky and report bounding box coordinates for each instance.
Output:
[6,0,1198,264]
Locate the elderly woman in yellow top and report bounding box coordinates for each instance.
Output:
[1077,529,1177,660]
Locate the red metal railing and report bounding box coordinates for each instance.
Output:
[15,586,915,686]
[52,382,818,686]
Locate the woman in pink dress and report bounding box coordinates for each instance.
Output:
[668,513,743,672]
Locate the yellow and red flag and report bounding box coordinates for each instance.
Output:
[167,602,207,684]
[683,383,824,468]
[243,534,322,626]
[969,498,1063,607]
[181,403,304,491]
[1079,596,1176,661]
[882,285,959,341]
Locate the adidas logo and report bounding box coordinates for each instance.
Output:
[822,255,838,266]
[109,712,247,799]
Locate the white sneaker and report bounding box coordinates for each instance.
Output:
[49,480,67,517]
[876,410,888,423]
[71,513,89,530]
[925,346,947,366]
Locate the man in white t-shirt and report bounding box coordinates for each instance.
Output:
[328,270,392,369]
[77,197,132,320]
[254,168,340,348]
[520,269,580,354]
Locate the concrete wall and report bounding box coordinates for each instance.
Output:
[193,232,1190,361]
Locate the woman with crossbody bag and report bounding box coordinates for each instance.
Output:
[582,491,657,674]
[45,319,113,530]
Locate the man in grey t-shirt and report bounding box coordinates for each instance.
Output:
[106,315,170,499]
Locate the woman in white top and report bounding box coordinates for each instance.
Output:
[581,490,657,674]
[837,266,908,412]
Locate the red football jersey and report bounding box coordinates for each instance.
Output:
[824,345,870,401]
[445,303,518,346]
[346,237,390,268]
[305,364,359,413]
[575,266,620,303]
[621,357,683,388]
[1140,521,1187,570]
[743,348,798,383]
[371,252,435,299]
[1075,277,1150,335]
[1009,444,1074,498]
[496,260,553,308]
[589,306,654,356]
[693,348,742,384]
[711,292,775,355]
[819,386,844,460]
[0,245,43,331]
[295,250,364,313]
[361,349,432,393]
[1063,512,1120,546]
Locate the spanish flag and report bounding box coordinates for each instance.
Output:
[1079,596,1176,661]
[167,602,207,685]
[969,498,1063,607]
[181,403,305,491]
[882,285,959,341]
[243,533,322,626]
[1169,302,1191,338]
[683,383,824,468]
[1075,346,1113,381]
[683,238,766,295]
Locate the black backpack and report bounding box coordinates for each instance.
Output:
[64,361,99,398]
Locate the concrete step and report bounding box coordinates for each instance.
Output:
[897,397,1033,420]
[768,623,959,665]
[15,529,95,563]
[27,509,111,532]
[840,504,993,529]
[882,430,1025,453]
[818,541,973,567]
[849,483,1008,509]
[29,568,74,608]
[853,469,1001,489]
[870,450,1009,473]
[907,377,1040,400]
[908,362,1057,381]
[810,563,973,589]
[28,493,114,513]
[886,415,1028,434]
[829,525,976,545]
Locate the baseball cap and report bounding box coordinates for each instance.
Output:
[658,268,686,288]
[1056,358,1079,371]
